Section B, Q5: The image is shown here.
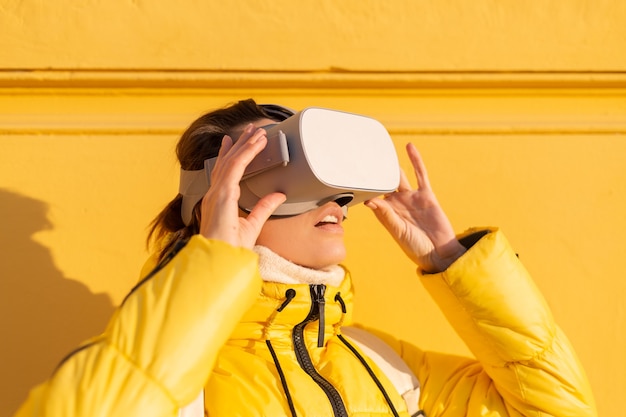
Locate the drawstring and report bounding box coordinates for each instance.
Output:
[277,288,296,311]
[266,340,298,417]
[334,292,346,313]
[337,334,402,417]
[267,289,298,417]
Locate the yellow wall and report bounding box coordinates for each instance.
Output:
[1,2,625,416]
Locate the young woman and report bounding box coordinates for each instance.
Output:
[15,99,596,416]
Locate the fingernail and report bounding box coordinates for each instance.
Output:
[364,200,377,210]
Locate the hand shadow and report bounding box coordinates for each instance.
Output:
[0,189,115,416]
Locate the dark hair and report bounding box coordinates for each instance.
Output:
[147,98,285,261]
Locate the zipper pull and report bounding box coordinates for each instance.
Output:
[312,284,326,347]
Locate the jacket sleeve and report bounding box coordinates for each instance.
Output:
[14,235,262,417]
[396,228,596,417]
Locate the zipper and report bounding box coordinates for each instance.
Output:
[315,284,326,347]
[292,284,348,417]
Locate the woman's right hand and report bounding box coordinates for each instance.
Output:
[199,123,286,249]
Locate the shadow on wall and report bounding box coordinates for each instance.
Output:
[0,189,115,416]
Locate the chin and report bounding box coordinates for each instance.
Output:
[309,246,347,270]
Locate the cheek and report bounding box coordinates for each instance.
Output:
[256,219,301,252]
[256,221,346,269]
[256,218,321,266]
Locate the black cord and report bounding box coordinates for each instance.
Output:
[121,238,189,307]
[266,340,298,417]
[337,334,401,417]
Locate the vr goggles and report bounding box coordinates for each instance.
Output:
[179,106,400,225]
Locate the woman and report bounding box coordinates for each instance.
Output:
[15,99,596,416]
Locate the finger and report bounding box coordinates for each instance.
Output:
[231,130,268,172]
[211,134,235,180]
[217,124,262,166]
[406,143,431,191]
[228,123,256,152]
[215,134,234,160]
[246,192,287,230]
[214,130,268,184]
[227,127,268,166]
[365,197,404,235]
[397,169,412,192]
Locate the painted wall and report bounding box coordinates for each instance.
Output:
[1,1,625,416]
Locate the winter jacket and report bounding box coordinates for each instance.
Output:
[14,228,596,416]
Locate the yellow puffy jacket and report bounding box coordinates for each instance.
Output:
[15,229,596,416]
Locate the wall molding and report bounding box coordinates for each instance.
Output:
[1,70,625,136]
[2,70,626,88]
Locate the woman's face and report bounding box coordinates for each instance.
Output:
[238,118,347,270]
[255,202,347,270]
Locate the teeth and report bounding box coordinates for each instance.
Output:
[321,215,338,224]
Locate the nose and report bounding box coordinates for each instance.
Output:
[332,193,354,207]
[317,193,353,219]
[327,194,351,220]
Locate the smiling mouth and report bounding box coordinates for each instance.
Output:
[315,214,339,227]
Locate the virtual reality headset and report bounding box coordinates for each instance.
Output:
[179,106,400,225]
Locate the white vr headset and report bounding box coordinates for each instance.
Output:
[179,106,400,225]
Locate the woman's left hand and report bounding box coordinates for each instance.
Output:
[365,143,466,273]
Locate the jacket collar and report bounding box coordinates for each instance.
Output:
[253,245,345,287]
[229,271,354,342]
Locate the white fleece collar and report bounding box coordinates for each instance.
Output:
[253,245,345,287]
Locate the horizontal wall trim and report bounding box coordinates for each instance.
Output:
[2,125,624,136]
[2,72,624,135]
[2,70,626,88]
